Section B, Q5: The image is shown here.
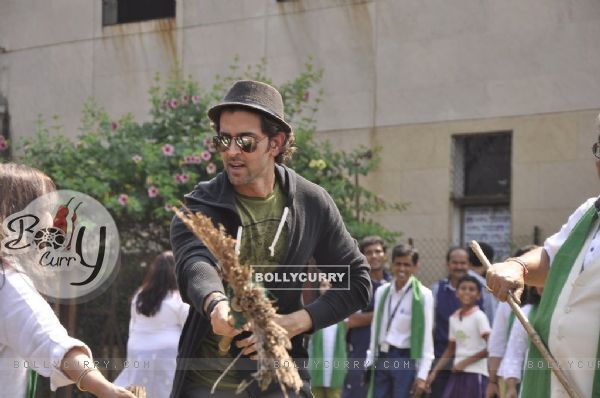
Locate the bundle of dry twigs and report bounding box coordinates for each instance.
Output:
[173,206,303,396]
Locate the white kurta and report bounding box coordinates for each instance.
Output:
[497,304,532,380]
[488,301,512,358]
[0,270,92,398]
[541,198,600,397]
[114,291,189,398]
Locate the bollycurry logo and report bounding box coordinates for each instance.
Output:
[1,190,120,303]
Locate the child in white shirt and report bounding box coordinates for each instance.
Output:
[426,275,491,398]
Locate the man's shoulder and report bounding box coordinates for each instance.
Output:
[562,197,598,225]
[292,169,329,198]
[375,281,391,298]
[418,283,433,297]
[430,278,447,291]
[186,173,225,202]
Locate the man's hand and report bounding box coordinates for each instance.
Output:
[273,309,313,339]
[99,385,138,398]
[425,371,437,393]
[485,381,500,398]
[230,309,313,362]
[505,378,519,398]
[486,261,525,303]
[236,333,258,360]
[411,378,426,397]
[210,301,242,337]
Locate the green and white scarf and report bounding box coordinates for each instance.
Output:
[26,370,37,398]
[367,276,425,398]
[309,321,347,389]
[521,204,600,397]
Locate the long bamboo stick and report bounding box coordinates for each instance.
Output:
[469,240,581,398]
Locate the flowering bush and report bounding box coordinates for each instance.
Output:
[18,60,402,254]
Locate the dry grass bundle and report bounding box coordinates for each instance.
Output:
[172,207,303,396]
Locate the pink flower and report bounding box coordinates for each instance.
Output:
[181,95,189,104]
[168,99,179,109]
[206,162,217,175]
[191,95,200,104]
[203,137,212,147]
[184,155,201,165]
[147,185,159,198]
[0,137,7,152]
[201,151,211,161]
[164,204,173,212]
[118,194,129,206]
[111,121,119,130]
[208,142,217,153]
[174,173,189,184]
[162,144,174,156]
[132,154,142,163]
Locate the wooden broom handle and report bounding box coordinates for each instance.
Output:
[469,240,581,398]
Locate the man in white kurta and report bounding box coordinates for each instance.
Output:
[487,175,600,396]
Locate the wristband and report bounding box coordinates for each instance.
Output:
[75,368,95,391]
[206,296,228,317]
[506,257,528,276]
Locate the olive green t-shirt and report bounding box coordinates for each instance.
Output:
[186,181,288,390]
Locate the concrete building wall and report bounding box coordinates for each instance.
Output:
[1,0,600,280]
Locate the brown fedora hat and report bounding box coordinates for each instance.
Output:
[207,80,292,133]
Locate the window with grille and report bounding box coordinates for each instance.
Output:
[102,0,176,26]
[452,132,512,260]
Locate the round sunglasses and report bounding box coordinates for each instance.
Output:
[212,134,268,153]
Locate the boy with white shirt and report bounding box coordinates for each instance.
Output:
[366,244,434,398]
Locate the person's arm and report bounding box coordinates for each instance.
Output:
[505,377,519,398]
[501,305,531,382]
[170,212,225,312]
[486,303,510,397]
[302,189,372,332]
[170,212,239,337]
[365,286,385,366]
[1,273,134,397]
[413,289,435,397]
[346,311,374,329]
[485,357,502,398]
[486,246,549,303]
[487,197,596,303]
[426,341,455,390]
[60,348,135,397]
[452,347,488,372]
[487,302,509,359]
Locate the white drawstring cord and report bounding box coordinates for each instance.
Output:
[234,226,242,256]
[269,207,289,257]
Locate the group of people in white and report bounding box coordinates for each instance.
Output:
[308,237,543,398]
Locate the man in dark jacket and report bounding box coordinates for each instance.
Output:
[170,80,372,398]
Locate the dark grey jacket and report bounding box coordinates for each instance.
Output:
[169,164,371,397]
